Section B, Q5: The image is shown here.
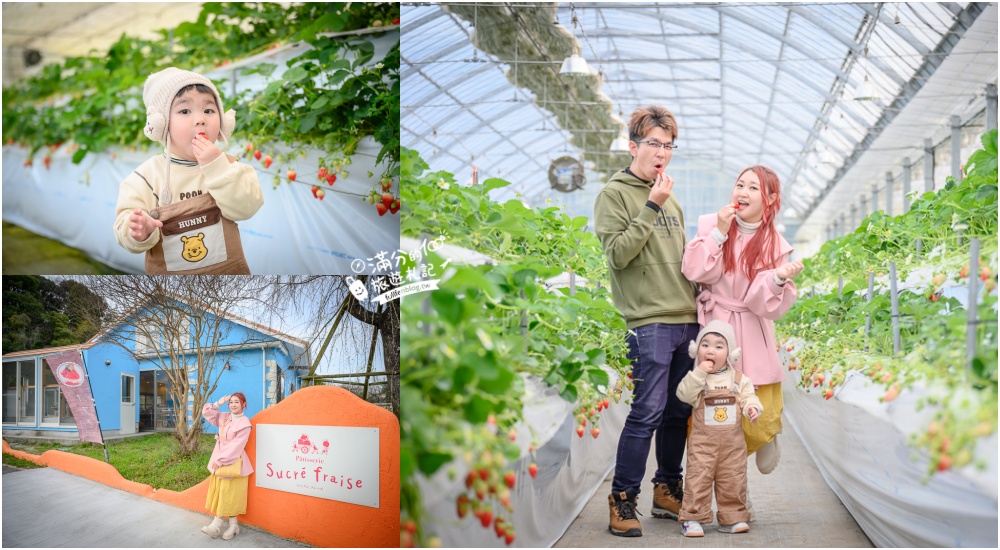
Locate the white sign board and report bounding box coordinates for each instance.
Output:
[255,424,380,508]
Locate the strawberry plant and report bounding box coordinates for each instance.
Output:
[400,148,630,545]
[2,2,400,196]
[778,130,998,477]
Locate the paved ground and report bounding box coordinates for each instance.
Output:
[554,424,874,548]
[2,467,308,547]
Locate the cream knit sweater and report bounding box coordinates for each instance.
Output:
[114,153,264,253]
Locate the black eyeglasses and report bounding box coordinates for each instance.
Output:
[635,140,678,151]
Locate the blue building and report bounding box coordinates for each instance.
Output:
[2,303,311,441]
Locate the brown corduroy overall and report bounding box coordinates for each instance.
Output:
[145,193,250,274]
[678,372,751,526]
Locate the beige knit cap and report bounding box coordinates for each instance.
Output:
[142,67,236,148]
[688,319,741,367]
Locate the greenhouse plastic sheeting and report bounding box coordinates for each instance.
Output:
[784,368,998,548]
[2,143,399,274]
[416,373,629,548]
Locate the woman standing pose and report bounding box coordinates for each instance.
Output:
[200,392,253,540]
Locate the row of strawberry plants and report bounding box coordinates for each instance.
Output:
[2,2,399,204]
[399,147,631,546]
[778,130,998,477]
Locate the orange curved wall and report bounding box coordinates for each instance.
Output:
[3,385,399,548]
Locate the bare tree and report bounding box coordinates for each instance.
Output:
[81,276,282,455]
[274,276,400,416]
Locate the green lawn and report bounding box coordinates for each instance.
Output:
[2,221,125,274]
[2,453,44,469]
[5,432,215,491]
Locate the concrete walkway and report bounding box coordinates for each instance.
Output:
[554,424,874,547]
[2,467,307,547]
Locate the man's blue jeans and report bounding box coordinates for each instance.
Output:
[611,322,699,496]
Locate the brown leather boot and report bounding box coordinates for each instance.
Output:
[608,491,642,537]
[651,479,683,519]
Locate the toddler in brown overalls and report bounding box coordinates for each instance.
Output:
[113,68,264,274]
[675,320,762,537]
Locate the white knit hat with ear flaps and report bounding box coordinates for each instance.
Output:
[142,68,236,206]
[688,319,742,368]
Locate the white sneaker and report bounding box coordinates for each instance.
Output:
[719,522,750,534]
[756,435,781,474]
[681,520,704,537]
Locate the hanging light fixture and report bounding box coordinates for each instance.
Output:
[853,47,880,101]
[560,53,591,75]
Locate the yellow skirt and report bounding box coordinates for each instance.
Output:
[205,460,248,517]
[743,382,783,455]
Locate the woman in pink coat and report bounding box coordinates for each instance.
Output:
[200,392,253,541]
[681,165,803,476]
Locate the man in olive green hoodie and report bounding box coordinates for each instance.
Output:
[594,105,699,537]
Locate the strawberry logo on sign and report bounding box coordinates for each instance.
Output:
[55,362,85,388]
[293,433,321,454]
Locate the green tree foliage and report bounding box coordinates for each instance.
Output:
[2,276,107,353]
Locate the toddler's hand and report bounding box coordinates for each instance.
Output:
[192,134,223,166]
[776,260,805,281]
[747,407,760,423]
[697,359,718,374]
[128,208,163,242]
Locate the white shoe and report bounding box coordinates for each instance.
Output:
[222,517,240,540]
[201,516,224,538]
[756,435,781,474]
[719,522,750,534]
[681,520,704,537]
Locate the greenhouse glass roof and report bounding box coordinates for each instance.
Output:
[402,2,998,255]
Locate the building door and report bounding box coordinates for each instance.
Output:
[120,374,136,434]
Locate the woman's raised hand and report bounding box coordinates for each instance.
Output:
[776,260,805,281]
[716,203,739,235]
[217,395,230,407]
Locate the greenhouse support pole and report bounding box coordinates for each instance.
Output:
[924,138,934,193]
[890,262,900,355]
[902,158,912,213]
[951,115,962,183]
[865,271,874,350]
[986,84,997,131]
[885,172,893,216]
[967,238,980,370]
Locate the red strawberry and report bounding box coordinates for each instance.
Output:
[602,398,610,409]
[401,520,417,535]
[528,463,538,478]
[262,155,272,169]
[326,173,337,185]
[318,167,328,180]
[380,177,392,191]
[316,188,325,200]
[507,429,517,441]
[287,169,296,182]
[478,468,489,481]
[377,203,388,216]
[457,494,471,518]
[23,159,32,167]
[505,532,515,545]
[824,388,834,400]
[254,150,262,160]
[591,427,600,438]
[937,454,952,471]
[381,192,394,207]
[465,472,476,489]
[246,142,254,152]
[43,155,51,170]
[504,472,516,489]
[576,426,585,438]
[393,17,400,25]
[389,199,401,214]
[479,509,493,528]
[733,203,742,210]
[981,267,993,282]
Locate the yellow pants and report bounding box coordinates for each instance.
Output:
[205,464,248,517]
[743,382,783,455]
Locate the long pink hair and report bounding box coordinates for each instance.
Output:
[723,165,783,281]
